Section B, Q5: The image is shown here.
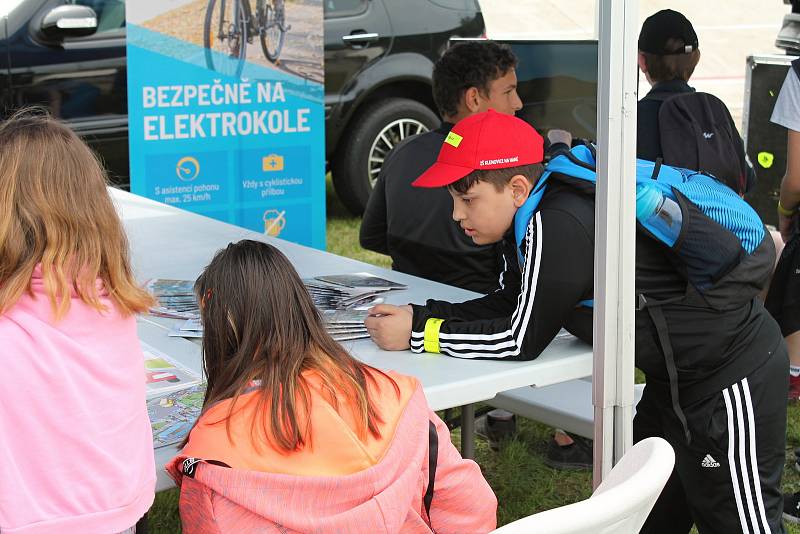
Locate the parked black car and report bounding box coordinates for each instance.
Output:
[0,0,484,215]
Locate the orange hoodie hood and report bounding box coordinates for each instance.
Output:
[166,371,497,533]
[175,369,417,476]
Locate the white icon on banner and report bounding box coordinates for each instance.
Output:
[176,156,200,181]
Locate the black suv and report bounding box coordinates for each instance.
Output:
[0,0,484,215]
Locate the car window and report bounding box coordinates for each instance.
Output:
[68,0,125,33]
[324,0,367,19]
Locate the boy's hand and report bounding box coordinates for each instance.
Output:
[365,304,413,351]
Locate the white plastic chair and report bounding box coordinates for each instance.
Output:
[491,437,675,534]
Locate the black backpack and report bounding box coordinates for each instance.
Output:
[648,91,748,195]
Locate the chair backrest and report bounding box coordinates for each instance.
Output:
[491,437,674,534]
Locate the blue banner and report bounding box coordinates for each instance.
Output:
[126,2,325,248]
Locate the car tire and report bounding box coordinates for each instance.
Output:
[332,97,439,216]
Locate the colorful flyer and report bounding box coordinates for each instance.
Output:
[148,384,207,448]
[142,342,201,397]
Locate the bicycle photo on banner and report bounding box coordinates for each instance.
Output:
[204,0,287,78]
[125,0,326,249]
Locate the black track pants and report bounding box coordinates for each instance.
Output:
[636,344,789,534]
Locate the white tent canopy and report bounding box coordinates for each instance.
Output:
[593,0,638,484]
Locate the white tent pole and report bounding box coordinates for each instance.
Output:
[592,0,638,486]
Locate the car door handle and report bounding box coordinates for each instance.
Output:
[342,32,379,44]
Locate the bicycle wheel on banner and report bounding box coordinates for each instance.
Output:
[259,0,286,63]
[204,0,248,78]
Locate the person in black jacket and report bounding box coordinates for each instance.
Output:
[634,11,787,534]
[367,110,789,534]
[359,41,522,294]
[636,9,756,195]
[365,111,593,363]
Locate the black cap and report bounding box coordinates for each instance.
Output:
[638,9,699,55]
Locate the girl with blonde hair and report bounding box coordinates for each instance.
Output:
[0,110,155,533]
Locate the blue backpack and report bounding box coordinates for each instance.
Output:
[514,144,770,302]
[520,145,774,445]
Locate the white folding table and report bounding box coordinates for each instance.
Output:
[113,188,592,491]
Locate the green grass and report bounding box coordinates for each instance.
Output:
[147,179,800,532]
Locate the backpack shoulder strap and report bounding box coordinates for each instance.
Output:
[423,420,438,520]
[514,145,598,263]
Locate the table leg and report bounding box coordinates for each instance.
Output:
[460,404,475,459]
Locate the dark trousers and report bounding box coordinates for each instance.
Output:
[636,344,789,534]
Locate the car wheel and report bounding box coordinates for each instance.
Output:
[332,97,439,216]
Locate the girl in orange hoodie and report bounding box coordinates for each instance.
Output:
[168,239,496,533]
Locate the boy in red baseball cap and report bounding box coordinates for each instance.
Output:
[366,109,595,363]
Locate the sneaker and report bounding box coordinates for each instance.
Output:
[790,375,800,402]
[475,409,516,451]
[784,492,800,524]
[544,433,593,470]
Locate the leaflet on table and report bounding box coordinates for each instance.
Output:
[148,383,206,448]
[331,332,371,342]
[142,342,201,397]
[325,325,370,333]
[303,279,388,311]
[314,273,407,290]
[168,325,203,339]
[180,318,203,331]
[323,309,370,325]
[167,316,368,341]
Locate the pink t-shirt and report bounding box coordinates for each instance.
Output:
[0,269,155,534]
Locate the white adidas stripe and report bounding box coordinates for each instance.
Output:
[742,378,771,533]
[732,384,761,533]
[411,330,514,342]
[723,381,772,534]
[723,387,749,532]
[513,212,544,351]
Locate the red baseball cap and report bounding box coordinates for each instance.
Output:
[413,109,544,188]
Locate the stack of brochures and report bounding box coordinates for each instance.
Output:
[145,279,199,320]
[321,309,372,341]
[314,273,407,291]
[309,274,406,341]
[157,273,406,343]
[304,281,386,312]
[168,309,373,342]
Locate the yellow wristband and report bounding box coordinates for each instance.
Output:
[778,200,797,217]
[423,318,445,354]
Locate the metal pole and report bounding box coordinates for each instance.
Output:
[592,0,638,487]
